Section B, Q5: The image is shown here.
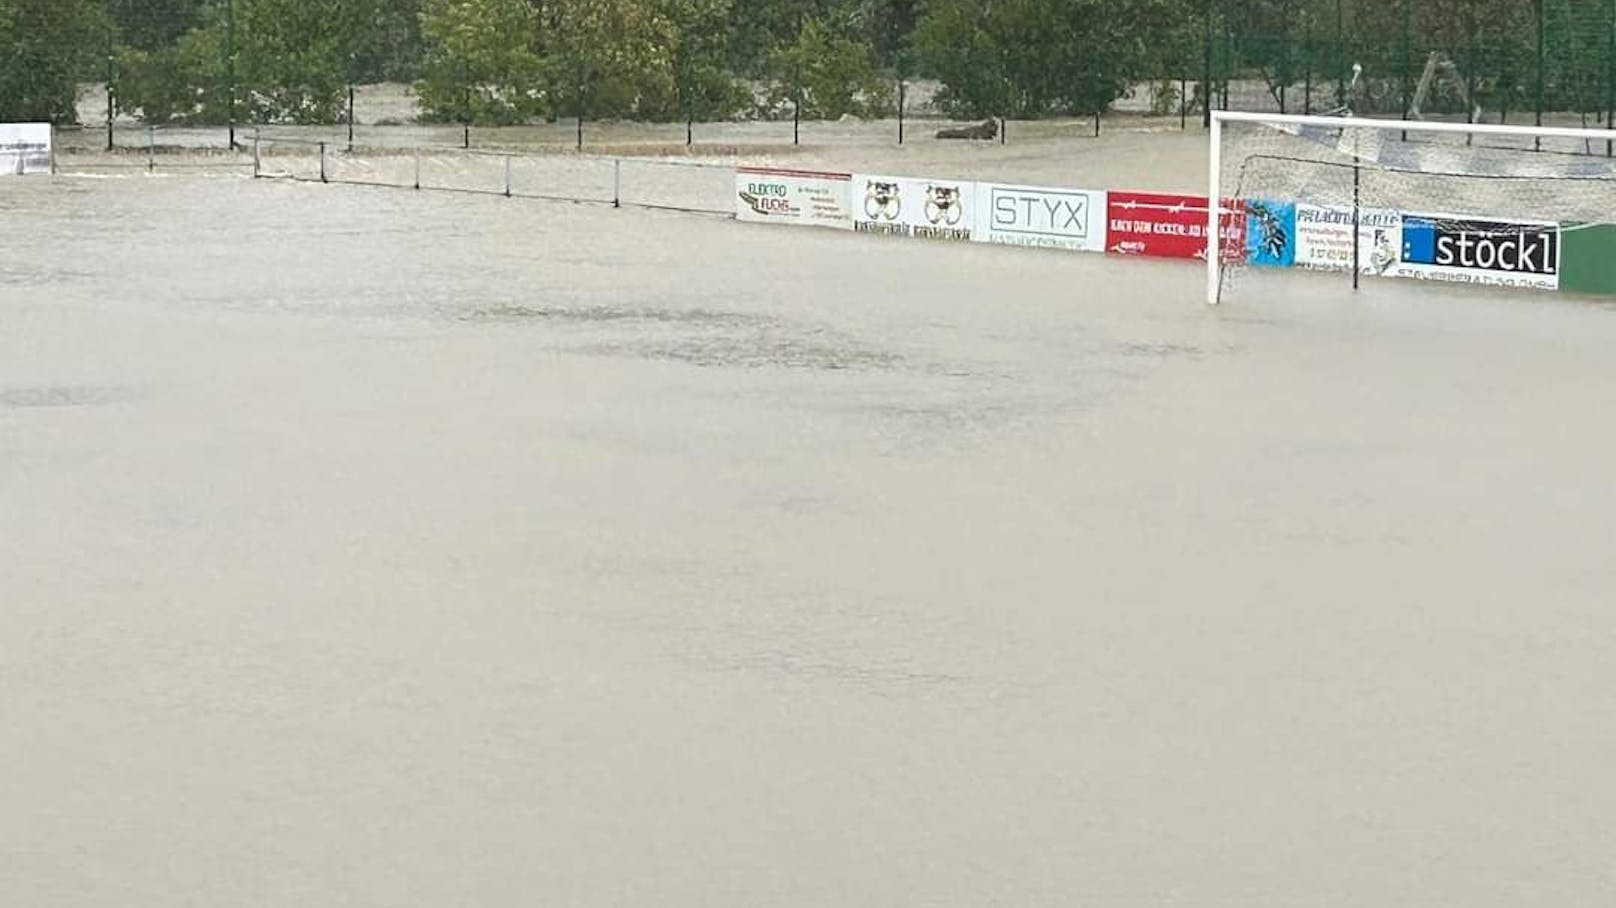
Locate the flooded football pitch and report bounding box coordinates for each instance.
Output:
[4,136,1615,907]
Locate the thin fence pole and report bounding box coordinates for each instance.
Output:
[105,51,115,151]
[226,0,235,149]
[414,146,421,189]
[503,154,512,197]
[613,159,621,208]
[252,128,260,178]
[1181,76,1188,129]
[1221,21,1231,110]
[1607,0,1614,156]
[1202,0,1215,127]
[898,78,905,144]
[1203,0,1215,127]
[1352,158,1361,291]
[1280,8,1291,114]
[1336,0,1346,108]
[1465,0,1478,130]
[1535,0,1545,150]
[1401,0,1412,122]
[1304,27,1314,115]
[319,141,326,183]
[347,84,355,153]
[147,124,154,173]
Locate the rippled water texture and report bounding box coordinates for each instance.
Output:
[4,163,1615,907]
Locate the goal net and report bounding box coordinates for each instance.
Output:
[1208,111,1616,304]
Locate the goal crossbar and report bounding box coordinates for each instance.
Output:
[1207,111,1616,304]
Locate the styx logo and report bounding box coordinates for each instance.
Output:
[989,187,1092,239]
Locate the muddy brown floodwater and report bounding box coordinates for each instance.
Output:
[4,134,1616,907]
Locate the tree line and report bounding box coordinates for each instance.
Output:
[3,0,1614,126]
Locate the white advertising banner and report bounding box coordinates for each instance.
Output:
[0,123,52,175]
[1294,204,1403,275]
[974,183,1106,252]
[735,167,853,230]
[851,173,975,241]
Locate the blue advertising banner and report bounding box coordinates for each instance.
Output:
[1244,199,1297,267]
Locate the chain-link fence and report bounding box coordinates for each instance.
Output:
[1182,0,1616,128]
[10,0,1616,145]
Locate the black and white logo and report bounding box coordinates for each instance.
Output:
[989,187,1091,241]
[1403,216,1559,275]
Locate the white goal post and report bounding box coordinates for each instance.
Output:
[1207,110,1616,304]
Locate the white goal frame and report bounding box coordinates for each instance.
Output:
[1207,110,1616,305]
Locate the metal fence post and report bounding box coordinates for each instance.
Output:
[252,128,260,178]
[1304,25,1314,115]
[414,146,421,190]
[1203,0,1215,127]
[1535,0,1546,149]
[613,158,621,208]
[1607,0,1615,156]
[503,154,512,197]
[898,78,906,145]
[319,141,326,183]
[1335,0,1346,109]
[1400,0,1412,121]
[105,51,115,151]
[147,124,155,173]
[225,0,235,149]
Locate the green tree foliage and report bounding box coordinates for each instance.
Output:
[663,0,751,122]
[107,0,205,50]
[14,0,1616,128]
[915,0,1169,118]
[112,0,422,124]
[417,0,543,124]
[767,14,891,119]
[539,0,678,120]
[0,0,105,122]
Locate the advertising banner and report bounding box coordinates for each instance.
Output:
[973,183,1106,252]
[0,123,52,175]
[1105,191,1244,260]
[735,167,853,230]
[852,174,975,241]
[1243,199,1298,267]
[1293,204,1404,276]
[1391,213,1561,290]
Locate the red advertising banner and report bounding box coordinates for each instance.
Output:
[1105,191,1245,261]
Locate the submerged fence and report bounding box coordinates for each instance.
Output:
[1189,0,1616,126]
[250,136,736,216]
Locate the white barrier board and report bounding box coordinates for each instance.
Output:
[974,183,1106,252]
[851,174,975,241]
[0,123,52,175]
[736,167,853,230]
